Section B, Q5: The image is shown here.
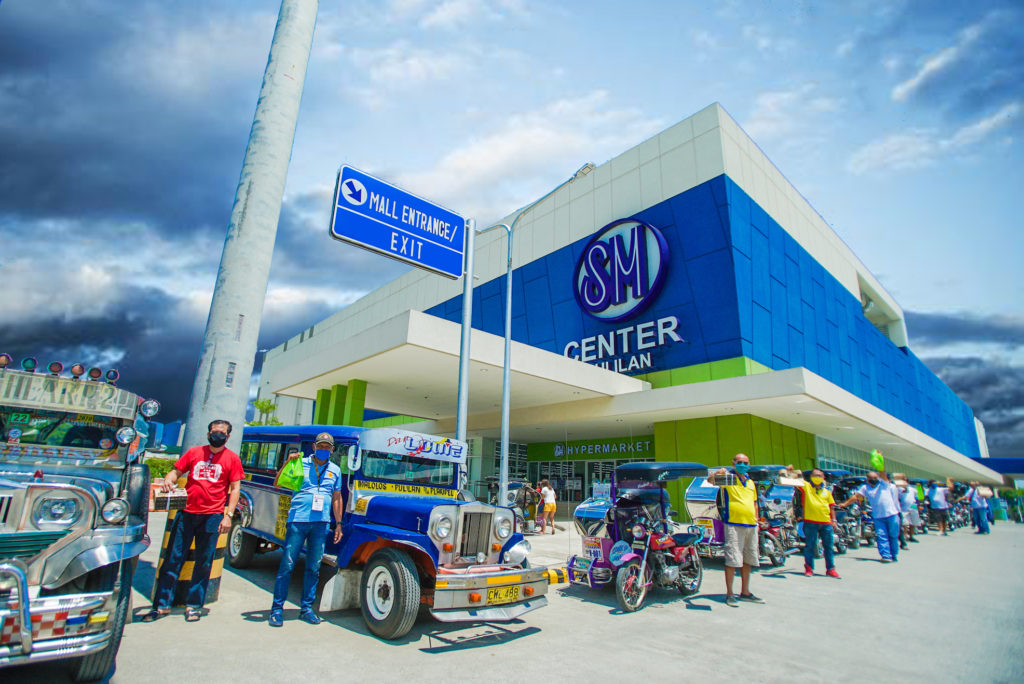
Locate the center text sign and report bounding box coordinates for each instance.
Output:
[329,165,465,279]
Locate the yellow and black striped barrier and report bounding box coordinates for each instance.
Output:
[545,567,569,584]
[150,509,229,607]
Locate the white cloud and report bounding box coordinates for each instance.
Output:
[0,261,118,324]
[835,40,855,58]
[348,42,467,85]
[742,83,839,141]
[741,24,794,54]
[419,0,527,30]
[847,102,1021,175]
[395,90,665,220]
[891,17,987,103]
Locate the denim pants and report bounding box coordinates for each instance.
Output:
[874,514,900,561]
[154,511,222,609]
[972,508,991,533]
[272,521,329,612]
[803,522,835,571]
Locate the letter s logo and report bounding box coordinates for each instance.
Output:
[573,219,668,322]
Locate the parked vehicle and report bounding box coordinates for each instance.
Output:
[482,476,540,535]
[229,425,548,639]
[0,361,160,681]
[568,462,706,612]
[909,478,929,534]
[835,476,876,546]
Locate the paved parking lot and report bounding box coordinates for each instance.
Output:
[8,515,1024,683]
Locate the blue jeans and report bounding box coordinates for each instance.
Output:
[272,521,329,612]
[874,514,900,561]
[972,508,991,533]
[154,511,222,609]
[803,522,835,571]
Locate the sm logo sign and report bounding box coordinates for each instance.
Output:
[573,219,668,322]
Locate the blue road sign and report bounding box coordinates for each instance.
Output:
[329,165,465,279]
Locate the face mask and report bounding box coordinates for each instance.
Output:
[734,463,750,475]
[867,479,879,487]
[810,476,824,486]
[314,448,331,461]
[207,432,228,448]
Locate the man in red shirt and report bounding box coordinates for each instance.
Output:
[142,419,244,622]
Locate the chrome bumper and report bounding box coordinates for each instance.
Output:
[0,562,113,668]
[431,566,549,618]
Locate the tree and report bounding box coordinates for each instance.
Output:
[248,398,283,426]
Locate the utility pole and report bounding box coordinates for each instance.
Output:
[182,0,318,454]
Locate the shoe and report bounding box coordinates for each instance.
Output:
[942,532,948,536]
[184,607,202,622]
[738,593,765,604]
[880,558,892,563]
[804,564,813,577]
[725,595,739,607]
[910,538,920,543]
[826,568,841,579]
[269,610,283,627]
[298,610,322,625]
[140,608,170,623]
[900,543,908,549]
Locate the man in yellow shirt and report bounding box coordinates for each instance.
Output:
[713,453,765,607]
[794,468,841,579]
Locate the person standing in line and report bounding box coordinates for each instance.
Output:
[793,469,841,579]
[839,471,902,563]
[712,453,765,606]
[144,420,244,622]
[927,480,952,536]
[538,479,557,534]
[899,482,921,544]
[269,433,344,626]
[957,481,991,535]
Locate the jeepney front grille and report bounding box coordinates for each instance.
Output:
[458,512,492,558]
[0,530,71,562]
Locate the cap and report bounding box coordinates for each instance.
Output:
[314,432,335,446]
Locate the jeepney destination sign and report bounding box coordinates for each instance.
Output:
[0,371,138,419]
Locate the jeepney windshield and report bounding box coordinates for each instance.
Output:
[360,449,454,487]
[0,406,124,454]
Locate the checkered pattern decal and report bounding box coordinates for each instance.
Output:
[0,608,94,645]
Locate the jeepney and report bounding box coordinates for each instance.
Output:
[229,425,548,640]
[0,362,160,681]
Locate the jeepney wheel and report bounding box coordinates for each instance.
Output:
[360,547,421,640]
[227,517,257,569]
[615,560,650,612]
[68,560,133,682]
[677,554,703,596]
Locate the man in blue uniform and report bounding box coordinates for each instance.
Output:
[269,433,345,626]
[839,471,902,563]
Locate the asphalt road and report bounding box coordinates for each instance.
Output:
[7,514,1024,683]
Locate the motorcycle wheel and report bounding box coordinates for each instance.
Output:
[762,535,784,567]
[677,554,703,595]
[814,539,823,559]
[834,537,847,555]
[615,560,650,612]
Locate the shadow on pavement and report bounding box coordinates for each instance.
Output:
[417,622,541,653]
[553,581,717,614]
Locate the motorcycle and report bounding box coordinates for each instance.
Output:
[758,510,797,566]
[568,462,707,613]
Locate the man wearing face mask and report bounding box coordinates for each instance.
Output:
[793,469,841,578]
[269,433,345,627]
[839,471,902,563]
[144,420,245,622]
[713,453,765,607]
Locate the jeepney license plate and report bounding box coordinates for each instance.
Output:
[486,585,520,605]
[574,557,593,571]
[696,519,714,540]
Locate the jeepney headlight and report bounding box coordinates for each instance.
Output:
[115,426,137,445]
[34,496,82,526]
[494,516,512,540]
[101,498,130,524]
[431,515,453,540]
[139,399,161,418]
[632,524,647,539]
[504,539,530,565]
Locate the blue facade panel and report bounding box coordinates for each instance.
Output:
[423,174,980,459]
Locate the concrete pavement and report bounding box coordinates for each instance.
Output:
[6,514,1024,683]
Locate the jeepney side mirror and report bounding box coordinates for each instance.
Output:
[347,445,361,472]
[667,509,679,518]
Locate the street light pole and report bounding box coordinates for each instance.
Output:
[480,162,594,505]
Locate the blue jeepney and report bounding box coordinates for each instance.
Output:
[228,425,547,639]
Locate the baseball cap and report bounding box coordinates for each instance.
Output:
[314,432,335,446]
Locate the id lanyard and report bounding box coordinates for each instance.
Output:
[309,459,329,512]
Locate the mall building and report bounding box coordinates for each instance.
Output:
[257,103,999,512]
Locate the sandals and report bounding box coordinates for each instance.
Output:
[140,609,170,623]
[184,608,202,622]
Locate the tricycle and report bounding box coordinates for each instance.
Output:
[568,462,706,612]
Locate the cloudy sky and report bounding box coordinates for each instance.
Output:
[0,1,1020,456]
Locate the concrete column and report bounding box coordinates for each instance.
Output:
[326,384,348,425]
[313,388,330,424]
[342,379,366,427]
[182,0,318,454]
